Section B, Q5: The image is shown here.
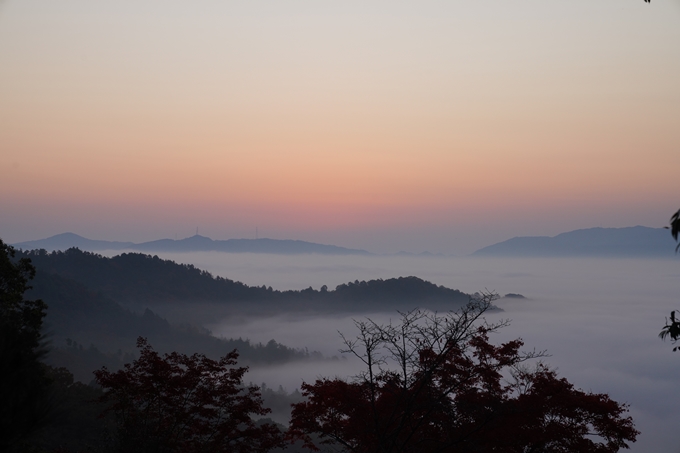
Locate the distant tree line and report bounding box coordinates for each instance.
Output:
[18,248,470,312]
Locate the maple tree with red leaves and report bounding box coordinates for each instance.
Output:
[94,337,284,453]
[288,293,638,453]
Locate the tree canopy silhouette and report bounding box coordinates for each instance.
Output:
[659,208,680,348]
[94,337,284,453]
[288,293,638,453]
[0,238,51,451]
[668,208,680,253]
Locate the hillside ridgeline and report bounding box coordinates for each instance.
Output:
[473,226,674,257]
[20,248,469,311]
[14,232,372,255]
[17,248,472,381]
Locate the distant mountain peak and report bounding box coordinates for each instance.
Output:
[53,232,86,239]
[12,233,372,256]
[183,234,213,242]
[13,233,135,252]
[473,226,675,257]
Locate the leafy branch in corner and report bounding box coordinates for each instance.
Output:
[659,208,680,350]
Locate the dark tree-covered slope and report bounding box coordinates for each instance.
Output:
[15,248,471,382]
[21,248,266,304]
[18,248,471,312]
[26,270,312,382]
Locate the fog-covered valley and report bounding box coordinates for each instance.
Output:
[3,0,678,449]
[13,245,677,451]
[93,250,678,453]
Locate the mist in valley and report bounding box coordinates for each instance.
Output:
[3,1,677,450]
[93,250,679,452]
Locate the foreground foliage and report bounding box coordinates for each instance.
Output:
[289,294,638,453]
[659,208,680,348]
[0,235,642,452]
[0,239,50,451]
[94,337,284,453]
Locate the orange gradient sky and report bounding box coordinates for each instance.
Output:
[1,0,679,253]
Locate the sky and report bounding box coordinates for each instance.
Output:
[1,0,679,254]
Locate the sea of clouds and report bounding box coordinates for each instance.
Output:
[101,250,679,452]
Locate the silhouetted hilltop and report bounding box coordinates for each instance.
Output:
[15,248,472,381]
[22,248,265,304]
[473,226,675,257]
[331,277,467,309]
[18,248,471,312]
[14,232,134,251]
[14,233,371,255]
[27,271,313,382]
[135,235,372,255]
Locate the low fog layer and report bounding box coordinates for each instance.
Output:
[109,251,680,453]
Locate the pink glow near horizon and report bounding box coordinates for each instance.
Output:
[0,0,678,253]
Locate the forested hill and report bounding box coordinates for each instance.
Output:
[21,248,266,303]
[17,248,471,382]
[26,270,314,382]
[18,248,470,312]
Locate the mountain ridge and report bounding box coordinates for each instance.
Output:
[18,247,469,312]
[13,233,372,256]
[472,226,675,257]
